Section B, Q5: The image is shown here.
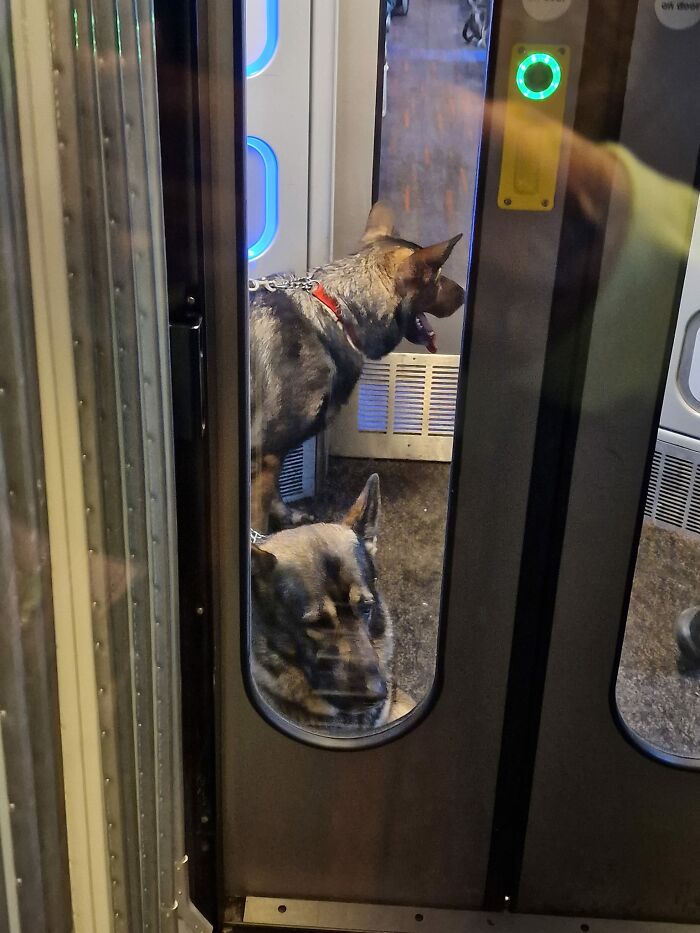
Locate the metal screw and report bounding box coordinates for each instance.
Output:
[504,198,512,206]
[541,199,549,207]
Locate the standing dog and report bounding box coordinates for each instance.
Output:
[251,474,413,731]
[250,202,464,529]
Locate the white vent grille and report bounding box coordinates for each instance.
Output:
[357,361,390,433]
[393,364,426,434]
[331,352,460,461]
[279,436,316,503]
[429,365,459,436]
[644,439,700,539]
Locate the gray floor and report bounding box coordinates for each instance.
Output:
[617,522,700,759]
[308,457,700,760]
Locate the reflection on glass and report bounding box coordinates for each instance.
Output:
[615,205,700,764]
[244,0,488,736]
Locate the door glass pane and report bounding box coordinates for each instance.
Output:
[245,0,490,740]
[615,202,700,765]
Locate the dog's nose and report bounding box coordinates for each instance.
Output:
[364,673,388,703]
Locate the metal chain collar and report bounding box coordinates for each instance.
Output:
[248,275,319,293]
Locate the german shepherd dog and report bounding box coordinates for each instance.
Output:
[251,474,413,731]
[250,202,464,530]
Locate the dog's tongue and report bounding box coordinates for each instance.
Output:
[406,311,438,353]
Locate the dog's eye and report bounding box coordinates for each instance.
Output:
[358,600,374,621]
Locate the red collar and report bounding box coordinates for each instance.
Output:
[311,283,361,353]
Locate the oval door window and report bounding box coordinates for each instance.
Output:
[246,0,279,78]
[246,136,278,261]
[616,337,700,763]
[682,311,700,410]
[245,1,490,743]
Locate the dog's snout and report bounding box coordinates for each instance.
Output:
[365,673,388,703]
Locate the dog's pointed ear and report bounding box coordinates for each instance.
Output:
[411,233,463,271]
[361,201,396,244]
[251,543,277,576]
[344,474,381,553]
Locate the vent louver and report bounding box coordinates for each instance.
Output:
[279,436,316,503]
[644,440,700,539]
[331,352,460,462]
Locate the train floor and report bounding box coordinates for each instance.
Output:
[306,456,700,759]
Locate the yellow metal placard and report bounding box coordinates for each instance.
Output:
[498,44,570,212]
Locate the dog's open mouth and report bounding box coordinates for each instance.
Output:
[406,311,437,353]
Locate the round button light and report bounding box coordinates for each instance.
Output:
[516,53,561,100]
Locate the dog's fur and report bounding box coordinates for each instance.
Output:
[251,475,412,731]
[250,203,464,529]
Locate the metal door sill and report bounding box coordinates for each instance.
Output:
[224,896,700,933]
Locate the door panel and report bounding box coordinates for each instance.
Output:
[518,1,700,920]
[221,0,591,908]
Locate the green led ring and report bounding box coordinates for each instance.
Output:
[516,53,561,101]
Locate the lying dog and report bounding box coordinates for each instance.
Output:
[251,475,414,732]
[250,202,464,530]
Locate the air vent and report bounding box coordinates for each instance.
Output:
[358,361,391,433]
[644,440,700,539]
[429,365,459,436]
[331,353,460,461]
[393,364,426,434]
[279,436,316,503]
[643,450,662,518]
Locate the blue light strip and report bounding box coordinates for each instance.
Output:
[246,0,279,78]
[247,136,279,261]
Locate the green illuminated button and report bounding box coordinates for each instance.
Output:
[516,53,561,100]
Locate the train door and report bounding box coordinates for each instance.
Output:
[185,0,700,928]
[2,0,700,932]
